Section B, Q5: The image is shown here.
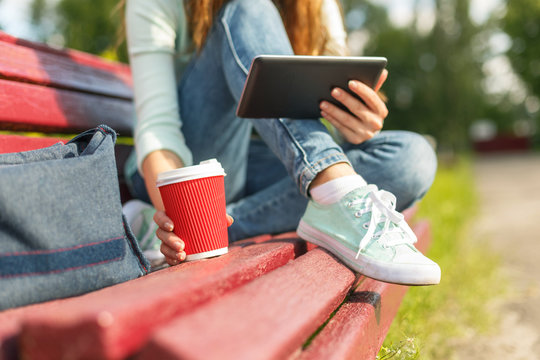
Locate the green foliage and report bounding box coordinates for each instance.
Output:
[30,0,127,62]
[30,0,47,26]
[345,0,495,151]
[57,0,125,61]
[378,158,505,360]
[502,0,540,141]
[25,0,536,149]
[503,0,540,99]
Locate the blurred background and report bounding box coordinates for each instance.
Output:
[0,0,539,153]
[1,1,539,359]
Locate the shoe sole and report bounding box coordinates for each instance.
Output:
[297,220,440,286]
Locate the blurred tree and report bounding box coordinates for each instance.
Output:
[345,0,494,150]
[30,0,127,62]
[503,0,540,99]
[503,0,540,144]
[0,0,4,30]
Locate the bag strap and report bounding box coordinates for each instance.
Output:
[67,125,118,155]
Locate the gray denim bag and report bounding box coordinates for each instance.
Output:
[0,125,150,310]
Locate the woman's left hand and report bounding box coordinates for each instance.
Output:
[320,69,389,144]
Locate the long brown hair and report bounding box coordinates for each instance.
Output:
[186,0,329,55]
[118,0,333,55]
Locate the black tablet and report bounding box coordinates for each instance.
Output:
[236,55,387,119]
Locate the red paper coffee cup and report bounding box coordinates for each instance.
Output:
[156,159,228,261]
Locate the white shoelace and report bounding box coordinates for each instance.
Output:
[349,189,417,260]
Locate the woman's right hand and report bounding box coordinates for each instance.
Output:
[153,210,235,266]
[153,210,186,266]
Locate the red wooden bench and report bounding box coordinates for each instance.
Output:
[0,31,432,360]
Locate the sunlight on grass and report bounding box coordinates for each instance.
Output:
[378,156,505,360]
[0,131,134,146]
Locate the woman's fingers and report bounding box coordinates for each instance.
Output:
[160,240,186,265]
[346,81,388,119]
[154,210,174,232]
[157,227,186,265]
[153,210,186,265]
[152,210,234,266]
[320,97,382,141]
[374,69,388,92]
[319,79,388,145]
[321,107,376,144]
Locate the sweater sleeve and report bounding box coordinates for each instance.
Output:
[126,0,193,172]
[321,0,349,56]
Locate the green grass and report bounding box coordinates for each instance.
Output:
[378,156,506,360]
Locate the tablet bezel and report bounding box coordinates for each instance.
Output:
[236,55,387,119]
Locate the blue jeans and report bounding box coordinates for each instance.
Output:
[129,0,437,242]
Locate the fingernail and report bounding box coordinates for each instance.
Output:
[178,252,186,261]
[332,88,341,97]
[175,241,184,251]
[164,222,174,231]
[350,80,362,89]
[320,102,328,110]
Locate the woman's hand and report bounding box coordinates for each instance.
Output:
[153,210,234,266]
[320,69,389,144]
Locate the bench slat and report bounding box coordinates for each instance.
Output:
[135,248,356,360]
[0,134,65,153]
[0,32,131,74]
[298,221,432,360]
[0,32,132,100]
[16,240,304,360]
[0,79,133,134]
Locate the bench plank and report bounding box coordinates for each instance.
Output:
[0,32,131,73]
[298,221,432,360]
[15,240,305,360]
[0,79,133,134]
[0,32,132,100]
[0,134,65,153]
[135,248,356,360]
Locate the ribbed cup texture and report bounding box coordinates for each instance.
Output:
[159,176,228,257]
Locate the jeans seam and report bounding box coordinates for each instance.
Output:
[299,153,351,194]
[276,119,310,183]
[220,9,249,76]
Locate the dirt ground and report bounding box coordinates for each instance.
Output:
[452,153,540,360]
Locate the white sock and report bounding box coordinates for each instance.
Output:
[309,174,368,205]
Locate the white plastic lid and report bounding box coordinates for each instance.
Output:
[156,159,226,187]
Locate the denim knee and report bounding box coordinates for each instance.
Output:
[397,132,437,209]
[344,130,437,211]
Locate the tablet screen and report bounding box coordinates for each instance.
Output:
[236,55,387,119]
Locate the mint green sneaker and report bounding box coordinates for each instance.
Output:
[297,185,441,285]
[123,199,166,268]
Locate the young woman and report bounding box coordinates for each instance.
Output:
[123,0,441,285]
